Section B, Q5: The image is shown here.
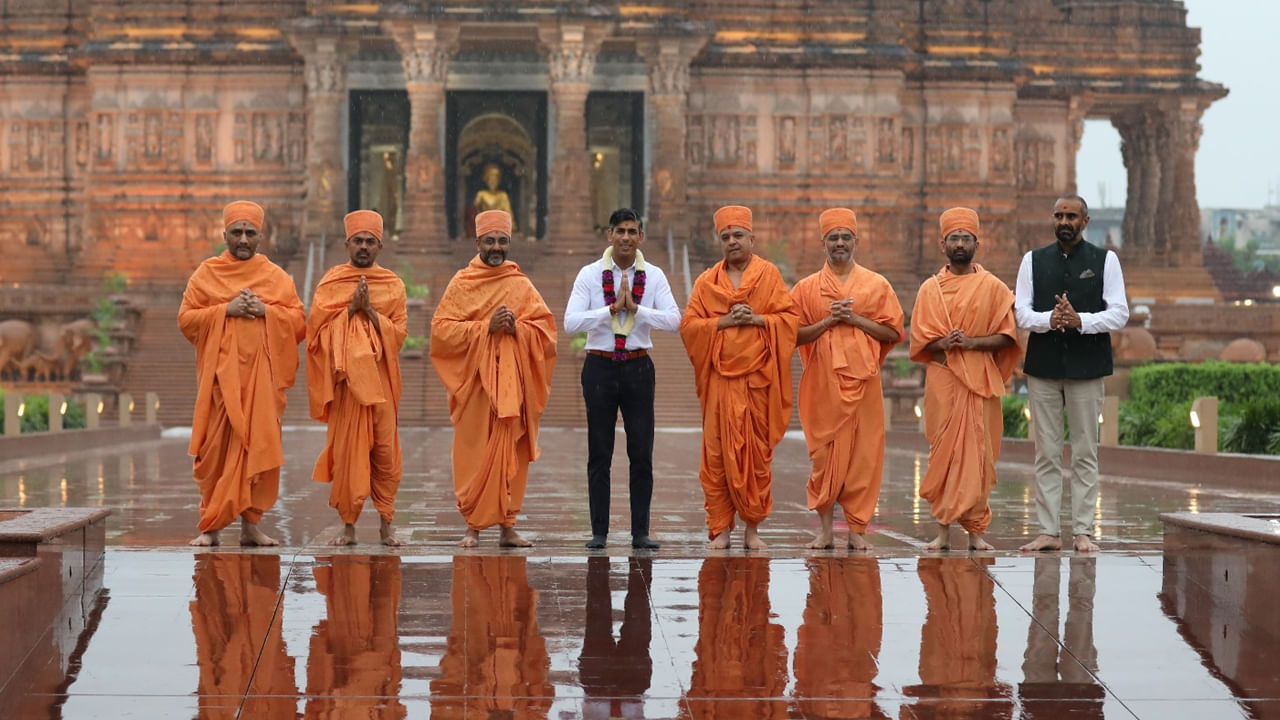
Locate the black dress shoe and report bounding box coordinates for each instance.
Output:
[585,535,607,549]
[631,535,660,550]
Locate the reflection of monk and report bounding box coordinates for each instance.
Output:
[472,163,516,233]
[905,557,1013,719]
[190,554,297,720]
[1020,557,1103,719]
[580,557,652,719]
[305,556,405,719]
[431,556,553,719]
[794,557,888,719]
[681,557,788,719]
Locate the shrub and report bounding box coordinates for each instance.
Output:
[0,391,88,435]
[1001,394,1028,439]
[1220,399,1280,455]
[1128,362,1280,406]
[570,332,588,352]
[402,335,428,351]
[1121,362,1280,454]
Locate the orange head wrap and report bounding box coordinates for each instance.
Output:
[344,210,383,242]
[222,201,264,233]
[819,208,857,239]
[940,207,980,240]
[713,205,752,235]
[475,210,512,238]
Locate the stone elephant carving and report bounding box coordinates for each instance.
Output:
[0,317,96,381]
[0,319,36,378]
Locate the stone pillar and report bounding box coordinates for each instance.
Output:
[49,393,65,433]
[287,33,353,248]
[84,394,102,430]
[637,35,708,244]
[1115,107,1161,262]
[4,392,21,436]
[387,21,458,252]
[1164,100,1207,265]
[117,392,133,427]
[539,22,611,254]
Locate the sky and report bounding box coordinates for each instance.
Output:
[1075,1,1280,209]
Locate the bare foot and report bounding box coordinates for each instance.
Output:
[188,531,219,547]
[807,530,834,550]
[1073,534,1099,553]
[968,531,995,551]
[458,529,480,548]
[380,519,405,547]
[847,532,871,552]
[925,523,950,551]
[1019,534,1063,552]
[240,521,278,547]
[499,527,533,547]
[328,524,357,546]
[744,525,768,551]
[707,531,731,550]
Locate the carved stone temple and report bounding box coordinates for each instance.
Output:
[0,1,1252,425]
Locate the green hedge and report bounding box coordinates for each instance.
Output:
[1128,362,1280,406]
[1121,362,1280,455]
[0,389,87,435]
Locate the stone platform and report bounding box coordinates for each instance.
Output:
[0,428,1278,718]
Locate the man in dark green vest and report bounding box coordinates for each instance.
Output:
[1015,196,1129,553]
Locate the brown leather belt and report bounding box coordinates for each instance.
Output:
[587,348,649,361]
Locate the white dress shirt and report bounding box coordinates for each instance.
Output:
[1014,246,1130,334]
[563,258,682,350]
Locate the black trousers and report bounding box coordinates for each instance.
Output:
[581,353,655,537]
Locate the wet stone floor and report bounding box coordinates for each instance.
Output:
[1,427,1279,719]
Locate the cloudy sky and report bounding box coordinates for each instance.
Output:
[1075,0,1280,209]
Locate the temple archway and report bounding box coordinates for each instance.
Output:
[456,113,538,238]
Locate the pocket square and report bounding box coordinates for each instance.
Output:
[1078,268,1096,279]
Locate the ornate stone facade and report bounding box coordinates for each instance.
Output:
[0,0,1224,298]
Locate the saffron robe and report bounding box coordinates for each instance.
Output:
[680,256,799,538]
[792,262,903,532]
[307,263,407,524]
[430,257,557,530]
[909,265,1019,534]
[178,251,304,533]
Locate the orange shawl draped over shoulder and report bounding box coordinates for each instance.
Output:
[909,265,1019,532]
[177,252,304,531]
[306,263,407,523]
[793,262,903,452]
[680,257,799,537]
[430,257,557,529]
[306,263,407,422]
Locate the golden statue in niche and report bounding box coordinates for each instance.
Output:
[471,163,516,232]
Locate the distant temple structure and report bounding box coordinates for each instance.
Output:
[4,0,1263,427]
[0,0,1225,292]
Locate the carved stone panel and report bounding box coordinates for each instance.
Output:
[777,115,797,167]
[1015,135,1056,191]
[875,116,897,167]
[901,126,915,172]
[74,120,89,170]
[193,113,215,167]
[990,126,1011,176]
[94,113,115,167]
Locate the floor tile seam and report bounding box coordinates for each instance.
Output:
[234,556,297,719]
[641,561,691,699]
[979,557,1142,720]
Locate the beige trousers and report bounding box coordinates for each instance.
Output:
[1027,375,1104,538]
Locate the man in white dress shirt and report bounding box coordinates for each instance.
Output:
[564,208,682,550]
[1015,195,1128,553]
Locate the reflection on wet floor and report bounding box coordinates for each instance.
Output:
[3,552,1278,718]
[3,428,1280,717]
